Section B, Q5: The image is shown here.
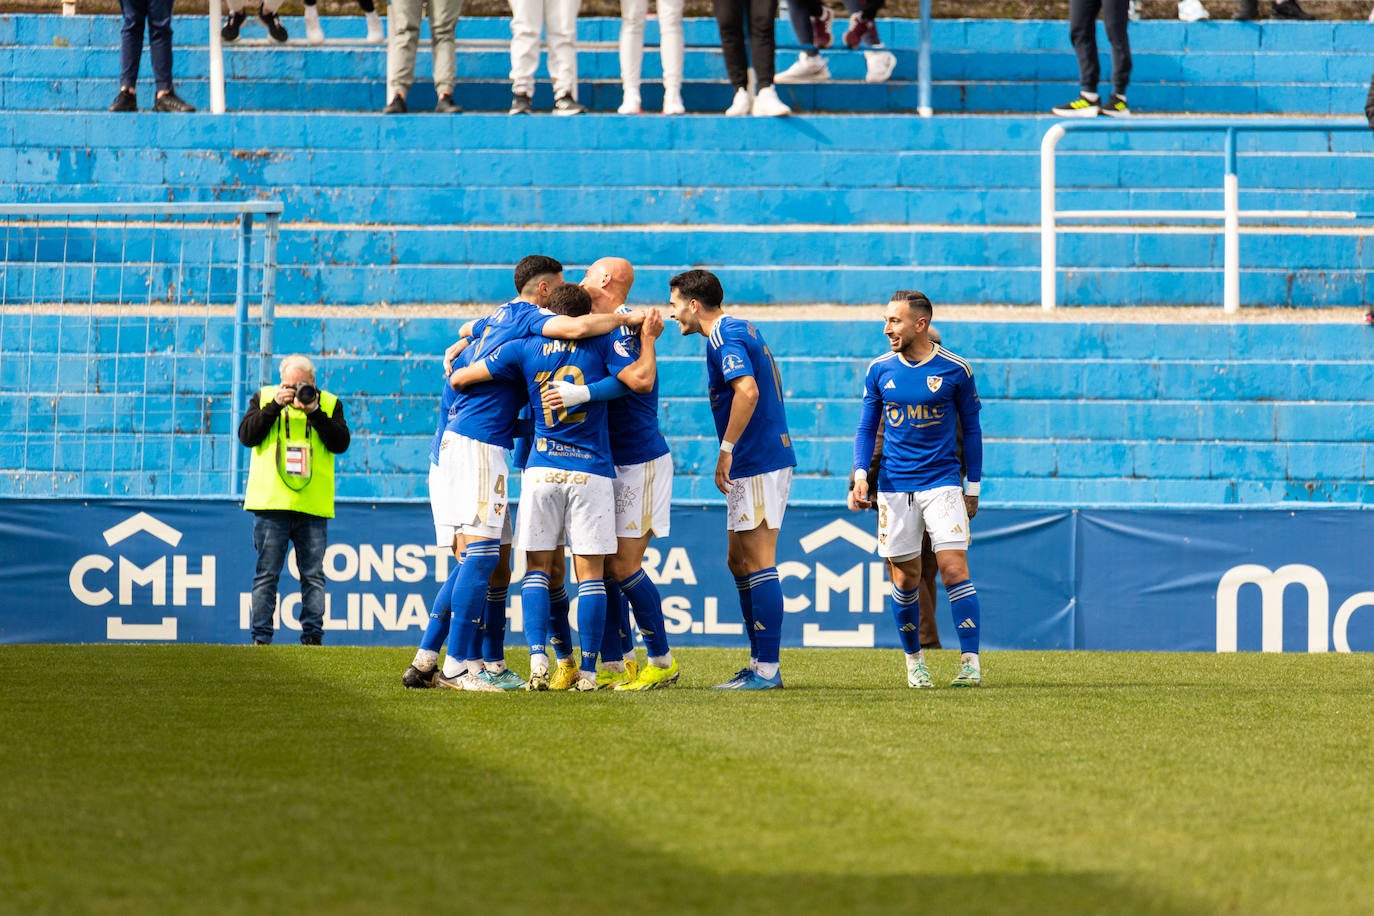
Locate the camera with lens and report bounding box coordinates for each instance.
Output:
[294,383,319,404]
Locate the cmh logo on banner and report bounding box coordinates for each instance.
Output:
[1216,564,1374,653]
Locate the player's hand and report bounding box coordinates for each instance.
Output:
[543,379,590,412]
[443,338,469,374]
[849,478,871,511]
[714,450,734,495]
[641,308,664,340]
[620,309,646,329]
[964,494,979,520]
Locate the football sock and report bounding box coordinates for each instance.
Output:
[576,578,608,676]
[483,585,507,665]
[451,540,500,671]
[946,578,981,655]
[601,578,628,663]
[649,653,673,667]
[441,654,464,677]
[522,570,551,661]
[756,661,779,680]
[734,574,757,658]
[417,561,460,655]
[748,567,784,666]
[906,650,925,666]
[548,583,573,661]
[412,648,439,670]
[620,569,670,658]
[890,584,922,654]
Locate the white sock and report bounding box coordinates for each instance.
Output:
[603,660,626,673]
[441,655,464,678]
[756,661,779,680]
[905,651,925,666]
[412,649,438,670]
[1082,91,1100,102]
[529,652,549,672]
[649,653,672,668]
[961,652,980,668]
[749,657,759,673]
[466,659,485,677]
[485,660,507,674]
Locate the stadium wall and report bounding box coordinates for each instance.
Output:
[3,499,1372,652]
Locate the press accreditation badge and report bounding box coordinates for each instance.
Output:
[283,439,312,479]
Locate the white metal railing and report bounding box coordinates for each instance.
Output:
[1040,117,1371,313]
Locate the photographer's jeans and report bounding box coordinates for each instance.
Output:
[251,511,329,644]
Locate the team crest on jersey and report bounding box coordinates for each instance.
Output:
[927,376,943,393]
[721,354,744,373]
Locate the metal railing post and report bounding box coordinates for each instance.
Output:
[917,0,932,117]
[1223,127,1241,314]
[1040,124,1065,311]
[209,0,226,113]
[230,211,253,497]
[260,212,280,384]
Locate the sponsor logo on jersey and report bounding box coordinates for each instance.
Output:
[722,354,744,373]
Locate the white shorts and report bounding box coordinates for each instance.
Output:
[614,452,673,539]
[725,466,792,533]
[436,431,511,541]
[876,485,971,559]
[428,462,460,548]
[515,467,616,556]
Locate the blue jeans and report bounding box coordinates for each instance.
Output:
[119,0,174,93]
[251,511,329,644]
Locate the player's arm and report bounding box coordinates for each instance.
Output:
[850,380,882,511]
[541,309,644,341]
[715,374,759,495]
[442,320,479,373]
[543,375,631,412]
[450,359,494,390]
[955,372,984,519]
[612,308,663,394]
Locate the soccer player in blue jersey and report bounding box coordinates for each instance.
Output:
[543,257,680,690]
[452,283,663,692]
[849,290,985,688]
[669,269,795,691]
[408,255,643,693]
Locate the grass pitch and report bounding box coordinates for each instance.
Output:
[2,646,1371,915]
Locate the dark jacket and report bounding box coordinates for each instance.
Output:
[1366,73,1374,128]
[238,390,351,454]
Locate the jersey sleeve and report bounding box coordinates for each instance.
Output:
[713,330,755,384]
[955,371,983,484]
[852,364,883,474]
[482,341,524,384]
[603,333,639,378]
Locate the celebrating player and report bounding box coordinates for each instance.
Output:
[669,269,795,691]
[848,290,985,688]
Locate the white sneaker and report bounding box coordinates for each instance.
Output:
[304,4,324,44]
[662,90,686,115]
[1368,3,1373,20]
[864,49,897,83]
[751,85,791,117]
[364,9,384,42]
[1128,0,1140,19]
[461,672,503,693]
[775,52,829,84]
[618,90,641,114]
[1178,0,1210,20]
[725,87,752,116]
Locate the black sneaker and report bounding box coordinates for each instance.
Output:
[509,92,533,114]
[153,90,195,112]
[383,93,407,114]
[1101,94,1130,116]
[260,7,289,41]
[108,89,137,112]
[221,9,247,40]
[301,633,322,645]
[435,93,462,114]
[1271,0,1312,17]
[553,93,586,116]
[1051,94,1100,117]
[402,664,437,689]
[1234,0,1258,17]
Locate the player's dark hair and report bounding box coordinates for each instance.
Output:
[546,282,592,317]
[513,254,564,295]
[890,289,933,320]
[669,269,724,310]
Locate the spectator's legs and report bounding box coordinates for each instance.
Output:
[293,514,330,644]
[509,0,543,98]
[429,0,461,99]
[145,0,174,94]
[658,0,686,108]
[619,0,648,108]
[841,0,885,45]
[387,0,423,99]
[250,513,291,644]
[787,0,815,47]
[747,0,779,87]
[545,0,581,100]
[118,0,148,92]
[1101,0,1131,96]
[1068,0,1103,94]
[712,0,750,90]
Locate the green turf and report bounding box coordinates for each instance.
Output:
[2,646,1371,915]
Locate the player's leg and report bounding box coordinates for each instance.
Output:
[609,454,674,689]
[596,580,636,689]
[522,548,557,690]
[920,486,981,687]
[480,545,526,689]
[877,491,933,688]
[405,527,459,688]
[444,438,512,693]
[714,469,790,690]
[565,473,618,690]
[547,551,578,687]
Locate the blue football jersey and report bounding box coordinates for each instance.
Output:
[856,346,983,492]
[606,306,669,466]
[451,299,554,448]
[484,332,636,477]
[428,361,460,465]
[706,316,795,478]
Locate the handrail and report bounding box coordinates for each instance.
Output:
[0,202,284,218]
[1040,118,1370,313]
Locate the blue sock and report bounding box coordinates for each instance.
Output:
[548,583,573,661]
[451,539,500,667]
[523,571,551,659]
[947,578,981,654]
[600,578,627,662]
[619,594,635,658]
[483,586,507,664]
[576,579,608,676]
[734,574,757,658]
[748,567,783,666]
[418,561,460,654]
[621,569,669,658]
[890,584,921,654]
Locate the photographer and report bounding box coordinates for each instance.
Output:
[238,355,351,646]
